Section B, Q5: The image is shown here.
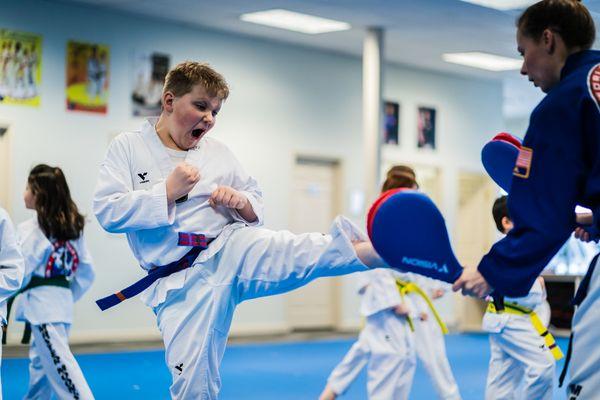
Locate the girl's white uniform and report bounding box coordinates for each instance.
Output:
[15,218,95,400]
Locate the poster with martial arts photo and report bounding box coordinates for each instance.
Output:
[0,29,42,107]
[417,106,436,150]
[383,101,400,145]
[131,52,170,117]
[66,40,109,113]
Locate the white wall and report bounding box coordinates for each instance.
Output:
[1,0,503,342]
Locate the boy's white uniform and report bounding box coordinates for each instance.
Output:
[15,218,95,400]
[405,273,461,400]
[0,207,25,400]
[482,279,556,400]
[326,269,416,400]
[93,118,370,399]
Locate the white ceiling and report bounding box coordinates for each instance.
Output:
[52,0,600,116]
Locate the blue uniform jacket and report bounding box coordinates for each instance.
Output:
[478,50,600,297]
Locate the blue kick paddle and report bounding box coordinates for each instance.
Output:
[367,189,463,283]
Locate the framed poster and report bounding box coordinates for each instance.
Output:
[0,29,42,107]
[66,41,109,113]
[417,106,436,149]
[383,101,400,145]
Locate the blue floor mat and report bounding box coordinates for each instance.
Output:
[2,333,569,399]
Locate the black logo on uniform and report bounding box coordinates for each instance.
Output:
[175,363,184,375]
[137,172,150,184]
[38,324,81,399]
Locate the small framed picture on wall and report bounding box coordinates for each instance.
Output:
[417,106,436,150]
[131,51,170,117]
[66,40,110,113]
[383,101,400,145]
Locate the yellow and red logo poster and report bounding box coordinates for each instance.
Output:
[0,29,42,107]
[66,40,109,113]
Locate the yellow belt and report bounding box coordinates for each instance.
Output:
[396,279,449,335]
[487,302,564,361]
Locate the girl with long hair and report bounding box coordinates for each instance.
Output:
[15,164,95,399]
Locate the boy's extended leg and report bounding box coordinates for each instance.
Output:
[218,216,371,302]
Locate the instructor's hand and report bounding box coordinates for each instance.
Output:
[209,186,248,209]
[166,163,200,204]
[574,212,598,242]
[452,266,492,298]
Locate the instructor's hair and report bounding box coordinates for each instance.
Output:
[163,61,229,100]
[517,0,595,50]
[27,164,85,241]
[492,195,510,233]
[381,165,418,192]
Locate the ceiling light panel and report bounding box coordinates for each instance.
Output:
[240,9,351,34]
[442,52,522,71]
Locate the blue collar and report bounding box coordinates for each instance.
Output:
[560,50,600,80]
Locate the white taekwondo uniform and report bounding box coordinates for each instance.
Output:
[482,278,557,400]
[327,270,460,400]
[93,118,369,399]
[15,217,95,400]
[326,269,416,400]
[404,273,461,400]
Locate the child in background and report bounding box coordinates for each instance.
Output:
[15,164,95,399]
[320,268,417,400]
[482,195,562,400]
[397,272,461,400]
[320,166,460,399]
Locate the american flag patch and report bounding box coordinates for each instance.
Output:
[513,146,533,179]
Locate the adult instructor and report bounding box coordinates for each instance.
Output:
[452,1,600,398]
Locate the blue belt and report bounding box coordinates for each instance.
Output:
[96,243,210,311]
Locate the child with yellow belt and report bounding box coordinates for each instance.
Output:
[396,272,461,400]
[483,196,563,400]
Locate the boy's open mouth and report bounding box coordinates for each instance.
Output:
[192,128,204,138]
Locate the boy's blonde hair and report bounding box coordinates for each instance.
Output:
[163,61,229,100]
